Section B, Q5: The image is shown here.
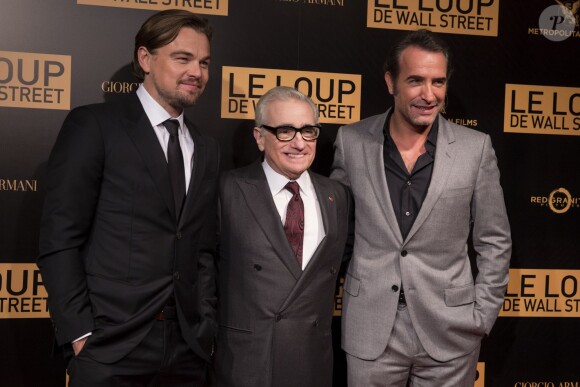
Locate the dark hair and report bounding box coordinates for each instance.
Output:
[132,9,212,82]
[383,29,453,82]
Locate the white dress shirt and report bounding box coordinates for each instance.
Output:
[262,160,325,270]
[136,85,194,193]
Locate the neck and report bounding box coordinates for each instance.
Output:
[389,114,431,151]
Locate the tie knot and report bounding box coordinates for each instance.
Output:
[163,119,180,137]
[285,181,300,196]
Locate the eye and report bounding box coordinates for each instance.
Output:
[200,60,210,69]
[277,126,295,135]
[302,127,317,135]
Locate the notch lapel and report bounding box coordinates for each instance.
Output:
[178,119,207,226]
[363,112,404,245]
[404,116,457,244]
[278,173,337,311]
[122,96,177,221]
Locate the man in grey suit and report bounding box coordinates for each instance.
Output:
[214,86,351,387]
[331,30,511,386]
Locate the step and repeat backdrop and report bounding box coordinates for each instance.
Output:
[1,0,579,386]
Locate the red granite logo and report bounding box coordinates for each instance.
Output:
[530,188,579,214]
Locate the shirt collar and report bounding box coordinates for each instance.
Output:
[383,109,439,156]
[262,160,314,198]
[136,84,185,134]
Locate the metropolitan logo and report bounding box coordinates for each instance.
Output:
[528,1,580,41]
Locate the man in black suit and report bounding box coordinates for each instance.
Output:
[213,86,352,387]
[38,10,219,386]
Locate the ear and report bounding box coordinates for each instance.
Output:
[385,72,395,95]
[253,127,265,152]
[137,46,152,75]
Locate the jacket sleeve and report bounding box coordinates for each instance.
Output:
[37,107,103,345]
[471,134,512,334]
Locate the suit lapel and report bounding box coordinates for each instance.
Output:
[179,118,206,226]
[363,111,404,245]
[278,173,337,312]
[238,162,302,280]
[404,115,457,244]
[121,95,177,221]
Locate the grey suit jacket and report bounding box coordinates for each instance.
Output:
[214,161,351,387]
[331,110,511,362]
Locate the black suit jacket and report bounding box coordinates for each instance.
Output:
[214,161,352,387]
[38,94,219,364]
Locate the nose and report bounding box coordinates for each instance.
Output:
[187,61,202,78]
[290,131,305,148]
[421,83,435,102]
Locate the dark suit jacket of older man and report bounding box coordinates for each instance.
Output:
[214,161,352,387]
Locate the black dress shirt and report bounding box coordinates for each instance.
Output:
[383,114,439,241]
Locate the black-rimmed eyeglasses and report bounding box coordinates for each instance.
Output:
[260,124,321,142]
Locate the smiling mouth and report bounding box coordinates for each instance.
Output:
[286,153,305,158]
[179,81,201,90]
[413,105,439,114]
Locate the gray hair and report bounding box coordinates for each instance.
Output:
[255,86,319,127]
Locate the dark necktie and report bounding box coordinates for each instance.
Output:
[283,181,304,266]
[163,119,186,217]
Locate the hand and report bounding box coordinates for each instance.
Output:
[72,337,88,356]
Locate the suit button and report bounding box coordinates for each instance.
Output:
[275,314,282,322]
[330,267,337,275]
[401,250,408,257]
[392,285,399,292]
[176,232,182,239]
[174,272,180,280]
[253,264,262,271]
[313,319,319,327]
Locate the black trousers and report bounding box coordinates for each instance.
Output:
[67,319,207,387]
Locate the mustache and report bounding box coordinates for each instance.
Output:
[178,78,202,87]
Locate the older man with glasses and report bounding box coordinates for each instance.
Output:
[212,86,353,387]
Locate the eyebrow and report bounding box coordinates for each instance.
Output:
[170,51,194,58]
[406,75,447,82]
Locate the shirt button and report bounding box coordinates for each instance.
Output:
[401,250,408,257]
[407,181,412,186]
[405,211,411,216]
